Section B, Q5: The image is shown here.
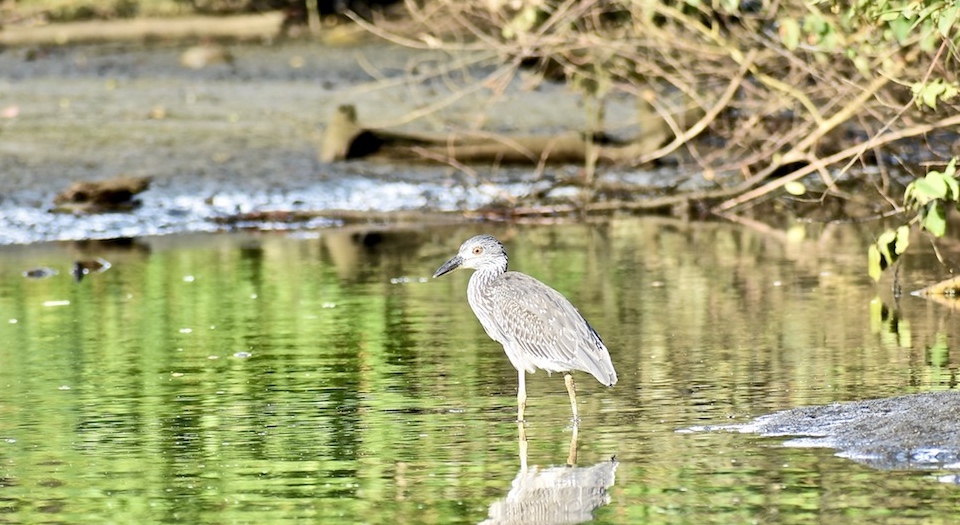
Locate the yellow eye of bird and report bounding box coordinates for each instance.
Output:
[472,246,483,255]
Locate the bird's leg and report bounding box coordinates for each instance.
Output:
[565,373,580,465]
[564,373,580,423]
[517,368,527,423]
[518,420,528,472]
[566,421,579,466]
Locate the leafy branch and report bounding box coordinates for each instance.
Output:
[869,158,959,281]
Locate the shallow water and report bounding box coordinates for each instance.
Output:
[1,218,959,524]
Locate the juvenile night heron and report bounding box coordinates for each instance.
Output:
[433,234,617,422]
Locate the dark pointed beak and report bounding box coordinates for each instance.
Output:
[433,255,463,278]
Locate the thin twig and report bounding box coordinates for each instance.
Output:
[714,112,960,212]
[631,48,758,166]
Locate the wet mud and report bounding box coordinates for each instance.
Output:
[0,35,662,245]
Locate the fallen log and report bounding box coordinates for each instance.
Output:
[319,96,698,165]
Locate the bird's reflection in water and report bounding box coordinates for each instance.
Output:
[479,424,618,525]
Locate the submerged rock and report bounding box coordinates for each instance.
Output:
[685,391,960,470]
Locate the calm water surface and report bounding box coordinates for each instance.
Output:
[1,217,958,524]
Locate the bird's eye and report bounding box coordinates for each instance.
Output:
[472,246,483,255]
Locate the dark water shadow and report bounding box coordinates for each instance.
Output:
[479,424,618,525]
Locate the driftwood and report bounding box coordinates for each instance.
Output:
[53,176,151,214]
[912,276,960,311]
[0,13,285,46]
[319,98,701,165]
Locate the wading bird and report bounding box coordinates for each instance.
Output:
[433,234,617,422]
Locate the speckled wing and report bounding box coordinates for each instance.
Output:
[488,272,618,386]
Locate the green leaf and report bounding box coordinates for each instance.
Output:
[917,173,948,199]
[920,28,941,53]
[945,157,958,178]
[895,225,911,255]
[719,0,739,15]
[879,10,903,22]
[904,181,918,207]
[852,54,871,76]
[819,29,841,51]
[944,171,959,200]
[938,81,957,101]
[923,201,947,236]
[780,18,801,50]
[940,5,959,37]
[784,180,807,195]
[929,170,951,197]
[911,80,927,109]
[917,2,943,24]
[890,16,913,42]
[877,227,897,246]
[804,12,828,35]
[914,79,959,110]
[922,81,944,109]
[868,243,883,282]
[877,228,898,264]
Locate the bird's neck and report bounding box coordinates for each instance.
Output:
[468,265,505,292]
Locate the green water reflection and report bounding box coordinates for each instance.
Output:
[1,219,958,524]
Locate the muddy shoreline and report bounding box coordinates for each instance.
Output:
[0,14,669,245]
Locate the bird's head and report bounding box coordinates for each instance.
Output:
[433,234,508,278]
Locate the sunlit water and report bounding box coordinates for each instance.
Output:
[1,218,959,524]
